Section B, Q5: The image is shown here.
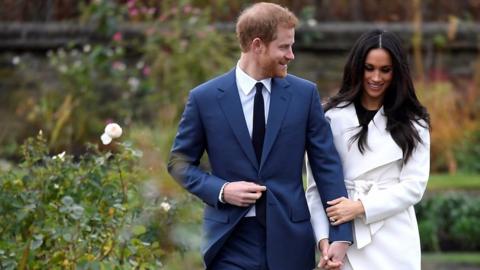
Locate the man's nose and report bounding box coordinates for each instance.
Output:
[286,48,294,60]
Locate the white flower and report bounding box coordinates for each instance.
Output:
[160,202,171,212]
[59,65,68,73]
[52,151,66,161]
[136,61,145,69]
[83,44,91,53]
[307,19,317,27]
[105,123,122,138]
[101,133,112,145]
[128,77,140,92]
[12,56,20,65]
[101,123,122,145]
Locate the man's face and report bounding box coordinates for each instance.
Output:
[258,26,295,78]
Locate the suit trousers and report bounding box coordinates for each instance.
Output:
[208,217,268,270]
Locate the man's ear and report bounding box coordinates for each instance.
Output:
[251,38,265,54]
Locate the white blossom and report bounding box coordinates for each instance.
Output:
[105,123,122,138]
[101,133,112,145]
[59,65,68,73]
[160,202,171,212]
[12,56,20,65]
[83,44,91,53]
[128,77,140,92]
[52,151,66,161]
[101,123,122,145]
[136,61,145,69]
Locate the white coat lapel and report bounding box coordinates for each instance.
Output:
[330,103,403,179]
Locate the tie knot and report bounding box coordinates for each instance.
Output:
[255,82,263,94]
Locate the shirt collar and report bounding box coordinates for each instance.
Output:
[236,62,272,95]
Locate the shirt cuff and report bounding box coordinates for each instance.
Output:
[218,182,230,204]
[332,240,353,245]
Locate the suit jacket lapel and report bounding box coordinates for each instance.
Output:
[217,70,259,170]
[260,77,291,169]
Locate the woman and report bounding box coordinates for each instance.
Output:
[306,29,430,270]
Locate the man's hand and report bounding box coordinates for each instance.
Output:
[223,181,266,207]
[317,240,347,270]
[322,242,349,270]
[317,239,330,269]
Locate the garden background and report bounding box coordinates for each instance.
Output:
[1,0,480,269]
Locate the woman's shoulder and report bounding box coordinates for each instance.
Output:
[324,101,352,118]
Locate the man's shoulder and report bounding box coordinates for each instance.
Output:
[284,74,316,89]
[191,68,235,96]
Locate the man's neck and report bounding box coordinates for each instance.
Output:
[238,53,267,81]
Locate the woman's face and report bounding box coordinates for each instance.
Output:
[362,48,393,109]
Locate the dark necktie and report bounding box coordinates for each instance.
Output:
[252,82,266,226]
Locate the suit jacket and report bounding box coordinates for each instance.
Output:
[168,68,353,270]
[306,102,430,270]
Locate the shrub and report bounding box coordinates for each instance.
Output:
[416,193,480,251]
[0,132,189,269]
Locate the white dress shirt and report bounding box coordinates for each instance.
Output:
[219,63,271,217]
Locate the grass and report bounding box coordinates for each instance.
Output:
[423,252,480,265]
[427,174,480,191]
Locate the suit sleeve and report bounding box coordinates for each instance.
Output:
[168,91,226,208]
[361,124,430,224]
[305,87,353,243]
[305,156,329,243]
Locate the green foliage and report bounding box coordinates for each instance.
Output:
[142,0,238,125]
[0,132,195,269]
[5,0,237,158]
[79,0,127,35]
[416,193,480,252]
[455,130,480,173]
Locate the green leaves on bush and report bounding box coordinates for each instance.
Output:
[416,193,480,251]
[0,133,180,269]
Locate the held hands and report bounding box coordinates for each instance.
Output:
[326,197,365,225]
[318,239,348,270]
[223,181,266,207]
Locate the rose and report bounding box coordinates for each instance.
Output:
[101,123,123,145]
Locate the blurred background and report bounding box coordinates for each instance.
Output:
[0,0,479,269]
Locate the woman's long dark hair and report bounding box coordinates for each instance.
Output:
[325,29,430,162]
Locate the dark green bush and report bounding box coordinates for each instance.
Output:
[416,193,480,251]
[0,132,201,269]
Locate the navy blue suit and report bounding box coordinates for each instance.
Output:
[168,68,353,269]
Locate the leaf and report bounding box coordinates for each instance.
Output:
[30,238,43,250]
[132,225,146,236]
[61,196,74,206]
[63,233,72,242]
[70,205,84,220]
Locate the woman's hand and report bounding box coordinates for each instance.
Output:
[326,197,365,225]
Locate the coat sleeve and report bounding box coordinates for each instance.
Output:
[305,87,353,243]
[305,156,330,244]
[361,123,430,224]
[168,91,226,208]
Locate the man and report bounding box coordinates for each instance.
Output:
[168,2,352,269]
